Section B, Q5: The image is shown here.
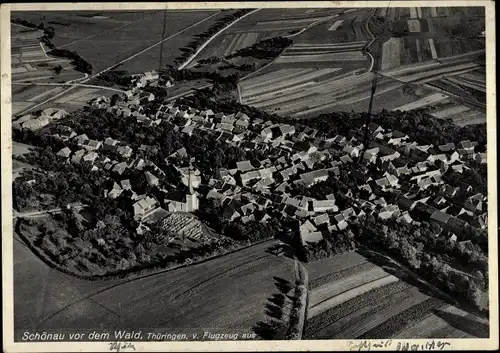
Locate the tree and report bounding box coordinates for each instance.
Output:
[466,280,482,308]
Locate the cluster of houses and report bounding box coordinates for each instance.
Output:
[87,94,486,248]
[35,77,488,249]
[14,108,68,131]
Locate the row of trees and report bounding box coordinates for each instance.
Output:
[174,9,255,65]
[299,213,487,309]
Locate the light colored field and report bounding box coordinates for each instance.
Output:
[410,8,418,18]
[12,142,36,157]
[12,102,35,115]
[415,39,423,62]
[392,92,449,111]
[256,16,333,27]
[241,68,341,99]
[328,20,344,31]
[291,81,402,117]
[276,51,367,64]
[309,275,399,318]
[446,76,486,93]
[448,109,486,126]
[241,68,316,91]
[417,7,423,18]
[292,41,367,50]
[430,7,438,17]
[399,62,480,83]
[381,37,402,70]
[428,38,438,59]
[309,266,389,307]
[54,88,101,104]
[431,104,470,119]
[408,19,422,32]
[221,32,260,56]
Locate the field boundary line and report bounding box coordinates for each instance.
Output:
[177,8,261,70]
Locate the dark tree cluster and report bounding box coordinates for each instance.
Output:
[47,48,93,74]
[228,37,293,60]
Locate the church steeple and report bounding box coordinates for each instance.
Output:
[188,167,194,195]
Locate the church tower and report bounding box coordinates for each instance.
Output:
[186,168,198,212]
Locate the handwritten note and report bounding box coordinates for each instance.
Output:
[109,342,136,352]
[347,340,452,351]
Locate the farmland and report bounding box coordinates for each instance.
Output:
[11,23,84,85]
[192,8,344,63]
[14,236,295,336]
[13,10,226,74]
[303,251,488,339]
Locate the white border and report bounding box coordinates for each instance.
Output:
[1,1,497,352]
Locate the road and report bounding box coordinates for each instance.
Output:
[12,82,126,94]
[14,11,222,116]
[13,204,85,219]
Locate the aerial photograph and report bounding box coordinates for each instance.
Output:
[9,4,490,345]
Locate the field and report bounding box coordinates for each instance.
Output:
[11,23,84,85]
[12,84,117,116]
[13,11,225,74]
[303,251,489,339]
[14,236,295,337]
[193,8,344,63]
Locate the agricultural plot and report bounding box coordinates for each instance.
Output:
[15,239,295,334]
[303,251,488,339]
[13,11,224,73]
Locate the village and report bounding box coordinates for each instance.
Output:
[14,69,488,252]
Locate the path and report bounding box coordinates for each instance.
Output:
[12,82,126,94]
[13,204,85,219]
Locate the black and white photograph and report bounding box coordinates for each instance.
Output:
[1,1,497,351]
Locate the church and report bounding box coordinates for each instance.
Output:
[164,168,199,213]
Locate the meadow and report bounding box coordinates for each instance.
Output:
[14,237,295,337]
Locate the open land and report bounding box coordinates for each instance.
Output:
[13,11,226,74]
[14,235,294,334]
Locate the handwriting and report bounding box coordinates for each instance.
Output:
[347,339,451,351]
[109,342,136,352]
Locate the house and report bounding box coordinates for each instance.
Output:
[103,137,120,149]
[397,211,415,224]
[56,147,72,159]
[82,151,99,164]
[474,152,487,164]
[236,160,255,173]
[300,220,322,245]
[387,130,409,145]
[117,145,133,158]
[438,142,456,153]
[74,134,89,146]
[334,213,348,230]
[83,139,102,151]
[378,204,400,220]
[313,213,330,227]
[41,107,67,121]
[106,182,123,199]
[133,196,158,219]
[464,193,485,213]
[112,162,128,175]
[300,169,329,187]
[121,179,132,190]
[59,128,77,141]
[312,200,338,213]
[430,210,452,226]
[70,149,86,164]
[343,145,362,158]
[144,171,159,187]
